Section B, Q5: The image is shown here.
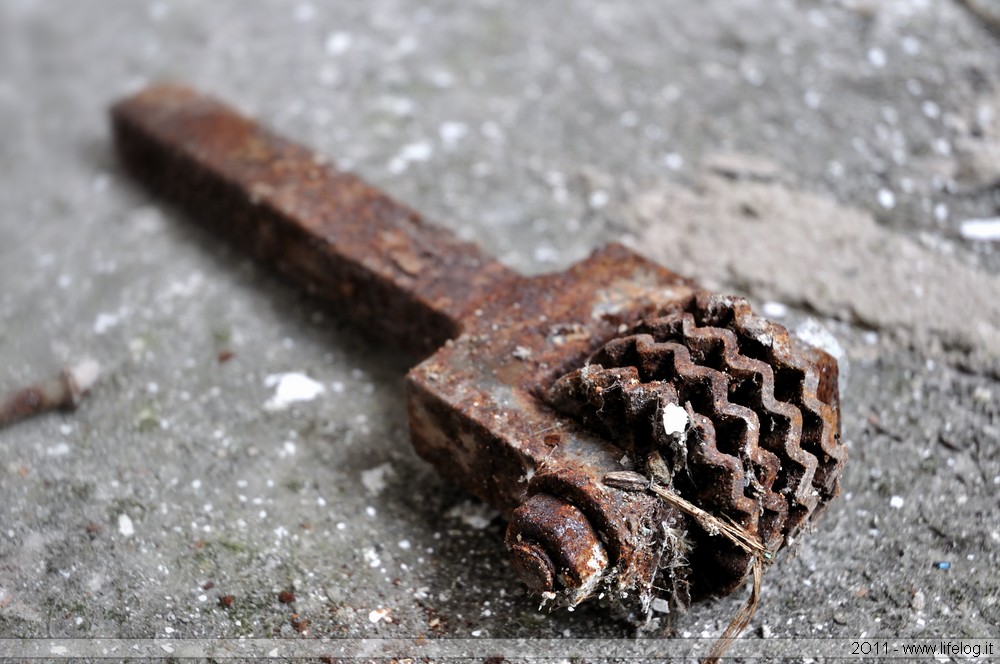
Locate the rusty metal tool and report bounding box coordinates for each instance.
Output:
[111,84,846,623]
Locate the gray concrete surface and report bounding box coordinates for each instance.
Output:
[1,0,998,660]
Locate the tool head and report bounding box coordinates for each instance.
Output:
[407,243,844,619]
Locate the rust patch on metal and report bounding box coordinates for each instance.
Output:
[111,84,516,358]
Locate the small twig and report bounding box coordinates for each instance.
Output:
[0,360,100,430]
[604,470,772,664]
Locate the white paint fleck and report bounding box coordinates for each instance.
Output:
[921,100,941,119]
[890,495,905,509]
[361,462,395,495]
[877,188,896,209]
[365,506,377,518]
[762,301,789,318]
[960,218,1000,242]
[264,372,325,411]
[118,514,135,537]
[161,644,174,654]
[325,31,352,55]
[398,539,411,550]
[279,441,297,458]
[50,646,68,655]
[661,403,688,436]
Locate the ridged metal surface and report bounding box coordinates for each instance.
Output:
[549,291,846,598]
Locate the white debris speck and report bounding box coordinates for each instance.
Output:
[325,31,352,55]
[877,188,896,209]
[664,152,684,170]
[429,69,455,88]
[890,495,905,509]
[369,607,391,623]
[401,141,433,162]
[588,190,609,209]
[93,312,120,335]
[360,462,395,496]
[46,442,71,457]
[959,218,1000,242]
[264,372,325,411]
[762,301,789,318]
[389,141,434,173]
[293,3,315,22]
[439,121,468,146]
[50,646,68,655]
[934,203,949,223]
[118,514,135,537]
[533,245,559,263]
[365,506,377,518]
[161,644,174,654]
[901,35,921,55]
[804,89,822,109]
[445,500,500,530]
[279,441,297,458]
[867,47,887,68]
[921,100,941,119]
[661,403,688,436]
[363,547,382,568]
[398,539,411,550]
[651,598,670,613]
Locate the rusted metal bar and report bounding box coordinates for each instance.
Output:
[111,85,846,641]
[111,84,517,358]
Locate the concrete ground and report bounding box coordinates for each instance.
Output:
[1,0,998,661]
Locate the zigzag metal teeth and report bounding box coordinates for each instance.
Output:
[548,292,845,595]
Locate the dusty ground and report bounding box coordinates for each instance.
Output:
[1,0,998,661]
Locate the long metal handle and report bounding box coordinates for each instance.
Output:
[112,84,517,357]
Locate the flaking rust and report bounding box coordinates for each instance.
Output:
[112,84,846,633]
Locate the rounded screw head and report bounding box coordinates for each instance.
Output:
[509,541,556,593]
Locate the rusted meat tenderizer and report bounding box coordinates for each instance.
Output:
[112,85,846,628]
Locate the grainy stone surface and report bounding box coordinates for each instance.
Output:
[1,0,998,660]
